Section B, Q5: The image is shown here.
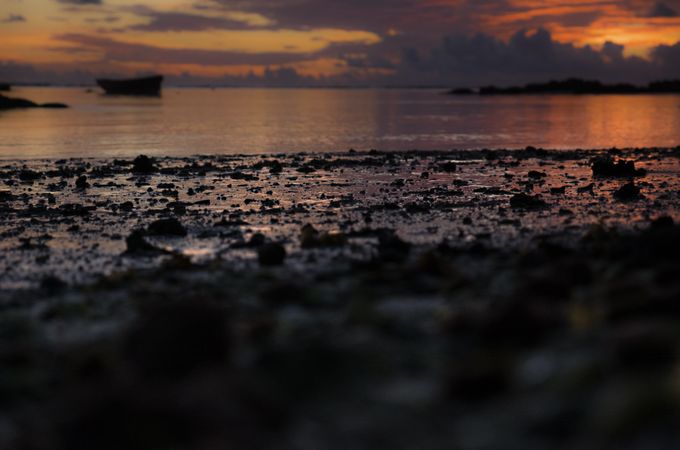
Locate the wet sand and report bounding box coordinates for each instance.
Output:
[1,147,679,449]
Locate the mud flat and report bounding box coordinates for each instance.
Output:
[1,148,679,449]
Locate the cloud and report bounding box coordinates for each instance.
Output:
[650,40,680,76]
[54,33,319,66]
[1,14,26,23]
[57,0,102,4]
[3,28,672,87]
[649,1,678,16]
[123,6,260,32]
[393,28,673,86]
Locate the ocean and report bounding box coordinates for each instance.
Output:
[1,86,679,158]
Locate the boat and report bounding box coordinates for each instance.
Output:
[0,83,10,92]
[96,75,163,96]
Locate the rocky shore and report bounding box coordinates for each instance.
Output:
[1,148,679,449]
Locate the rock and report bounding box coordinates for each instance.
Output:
[40,103,68,109]
[577,183,595,194]
[650,216,674,229]
[439,162,457,172]
[59,203,95,216]
[0,189,14,202]
[0,94,37,109]
[124,229,158,253]
[41,275,67,292]
[613,182,641,201]
[75,175,89,189]
[592,156,646,177]
[19,169,42,181]
[131,155,156,174]
[0,94,68,109]
[510,193,548,209]
[248,233,266,247]
[528,170,547,179]
[300,224,347,248]
[258,242,286,266]
[147,218,187,236]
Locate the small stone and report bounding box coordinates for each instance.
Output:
[131,155,156,174]
[125,229,158,253]
[248,233,266,247]
[592,156,646,177]
[439,162,457,172]
[258,242,286,266]
[75,175,89,189]
[147,218,187,236]
[510,193,548,209]
[613,182,641,201]
[528,170,547,179]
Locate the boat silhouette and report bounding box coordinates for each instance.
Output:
[96,75,163,96]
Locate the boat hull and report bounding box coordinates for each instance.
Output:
[96,76,163,96]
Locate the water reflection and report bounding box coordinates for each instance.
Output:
[1,87,679,158]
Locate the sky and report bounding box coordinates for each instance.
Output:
[1,0,680,86]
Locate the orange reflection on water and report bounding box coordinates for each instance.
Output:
[1,87,679,159]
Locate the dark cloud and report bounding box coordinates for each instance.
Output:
[392,29,671,86]
[123,6,256,32]
[649,1,678,16]
[650,41,680,76]
[211,0,458,33]
[1,13,26,23]
[55,33,318,66]
[40,29,680,86]
[57,0,102,5]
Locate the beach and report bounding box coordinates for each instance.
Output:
[1,147,679,448]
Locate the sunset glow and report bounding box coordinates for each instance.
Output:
[2,0,680,84]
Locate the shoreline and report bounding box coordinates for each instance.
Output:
[1,147,679,448]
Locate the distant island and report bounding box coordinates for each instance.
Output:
[449,78,680,95]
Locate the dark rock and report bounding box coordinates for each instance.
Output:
[577,183,595,194]
[19,169,42,181]
[131,155,156,174]
[258,242,286,266]
[41,103,69,109]
[147,218,187,236]
[248,233,266,247]
[0,94,68,109]
[269,161,283,174]
[592,156,646,177]
[650,216,674,229]
[510,193,548,209]
[296,166,316,174]
[613,182,641,201]
[528,170,547,179]
[0,94,37,109]
[439,162,457,172]
[59,203,95,216]
[300,224,348,248]
[125,229,158,253]
[75,175,89,189]
[41,275,67,292]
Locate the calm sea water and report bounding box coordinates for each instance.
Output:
[1,87,679,159]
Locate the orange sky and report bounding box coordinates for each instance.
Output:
[1,0,679,80]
